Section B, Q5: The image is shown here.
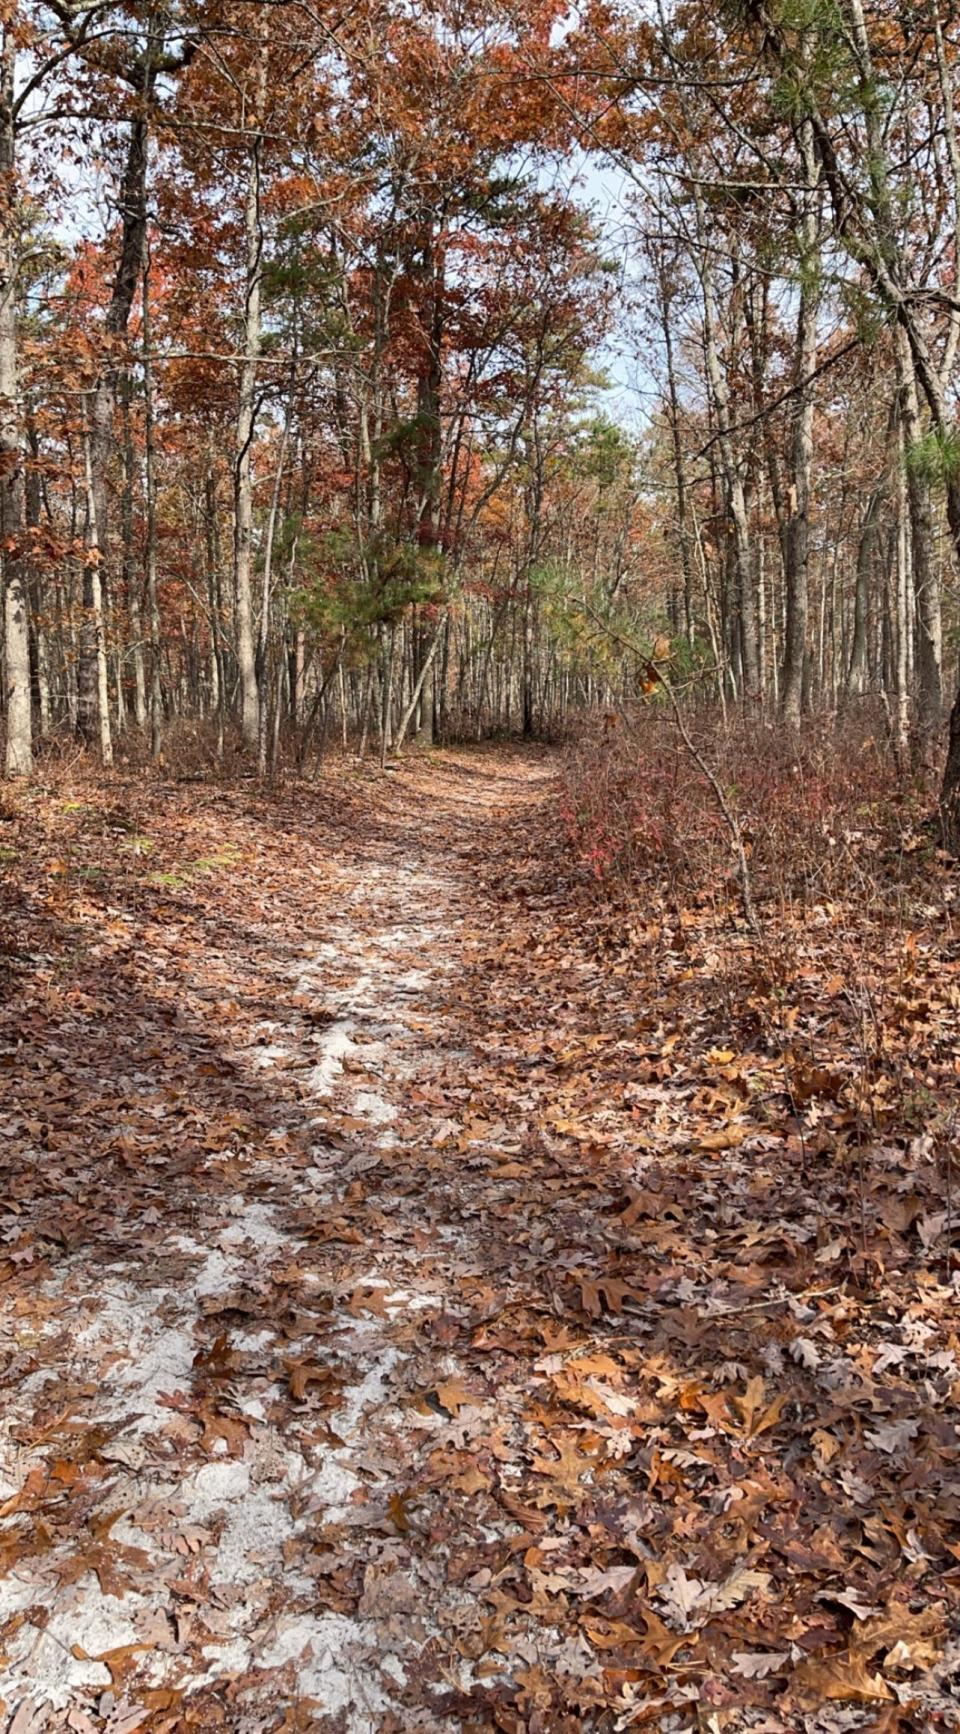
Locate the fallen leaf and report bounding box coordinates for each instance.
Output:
[791,1652,895,1707]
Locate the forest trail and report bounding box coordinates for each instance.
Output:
[2,749,958,1732]
[1,752,569,1730]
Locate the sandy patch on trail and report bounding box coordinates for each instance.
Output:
[0,850,459,1727]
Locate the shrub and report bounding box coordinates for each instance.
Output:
[559,705,929,916]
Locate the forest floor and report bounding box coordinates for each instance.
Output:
[0,746,958,1733]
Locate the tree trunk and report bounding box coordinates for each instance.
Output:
[258,413,289,775]
[693,202,758,696]
[79,98,152,744]
[25,414,49,735]
[79,418,113,766]
[892,414,911,768]
[142,260,162,757]
[234,45,267,750]
[895,327,941,758]
[379,625,396,768]
[394,616,445,757]
[660,259,694,645]
[0,17,29,777]
[847,455,887,698]
[121,378,147,727]
[780,115,819,730]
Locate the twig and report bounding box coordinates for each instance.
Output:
[573,601,763,941]
[656,663,763,942]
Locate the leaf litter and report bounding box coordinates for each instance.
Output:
[0,749,958,1730]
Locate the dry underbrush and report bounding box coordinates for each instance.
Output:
[560,705,935,913]
[556,704,960,1250]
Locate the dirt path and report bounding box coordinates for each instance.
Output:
[1,752,559,1731]
[4,749,959,1733]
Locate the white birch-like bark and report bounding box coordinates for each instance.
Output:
[0,16,29,776]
